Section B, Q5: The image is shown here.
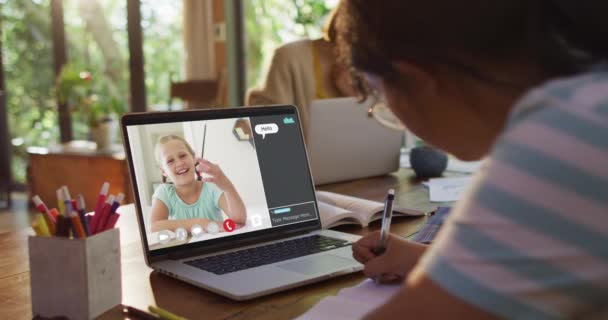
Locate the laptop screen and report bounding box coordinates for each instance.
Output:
[123,106,319,256]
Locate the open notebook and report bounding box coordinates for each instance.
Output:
[316,191,432,228]
[296,279,401,319]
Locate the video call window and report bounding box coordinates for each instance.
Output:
[126,115,318,251]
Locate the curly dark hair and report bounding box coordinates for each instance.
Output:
[335,0,608,96]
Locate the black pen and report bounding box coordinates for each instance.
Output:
[374,189,395,256]
[373,189,395,284]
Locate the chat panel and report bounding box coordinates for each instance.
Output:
[250,114,318,227]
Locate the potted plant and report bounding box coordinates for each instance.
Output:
[56,63,125,150]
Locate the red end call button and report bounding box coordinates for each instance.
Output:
[223,219,235,232]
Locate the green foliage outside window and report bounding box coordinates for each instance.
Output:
[2,0,182,184]
[245,0,336,90]
[2,0,58,184]
[62,0,129,140]
[2,0,330,184]
[56,62,125,127]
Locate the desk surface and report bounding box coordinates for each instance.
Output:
[0,169,433,320]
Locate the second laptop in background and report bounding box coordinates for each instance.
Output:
[307,97,403,185]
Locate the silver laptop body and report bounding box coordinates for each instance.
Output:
[307,97,403,185]
[121,105,362,301]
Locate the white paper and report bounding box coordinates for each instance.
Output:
[428,176,472,202]
[296,296,379,320]
[446,158,483,173]
[297,279,401,320]
[339,279,401,306]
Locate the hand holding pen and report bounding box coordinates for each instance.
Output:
[195,158,234,191]
[374,189,395,256]
[373,189,395,283]
[351,189,423,283]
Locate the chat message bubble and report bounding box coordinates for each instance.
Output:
[254,123,279,139]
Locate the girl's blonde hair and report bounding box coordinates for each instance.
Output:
[154,134,196,183]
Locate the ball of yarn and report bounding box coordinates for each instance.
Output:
[410,146,448,178]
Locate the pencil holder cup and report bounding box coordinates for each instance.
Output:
[29,228,122,320]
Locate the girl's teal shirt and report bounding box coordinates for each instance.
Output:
[152,182,223,222]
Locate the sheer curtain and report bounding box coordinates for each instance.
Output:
[182,0,215,80]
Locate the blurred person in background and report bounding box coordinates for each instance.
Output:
[247,7,356,137]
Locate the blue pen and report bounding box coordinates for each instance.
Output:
[76,194,90,236]
[110,193,124,215]
[61,186,72,210]
[61,186,77,237]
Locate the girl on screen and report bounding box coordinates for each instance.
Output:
[150,134,247,233]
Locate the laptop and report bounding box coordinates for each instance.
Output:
[307,97,403,185]
[121,105,362,301]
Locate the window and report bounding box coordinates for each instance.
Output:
[244,0,338,90]
[2,0,57,183]
[63,0,129,140]
[141,0,183,111]
[2,0,184,183]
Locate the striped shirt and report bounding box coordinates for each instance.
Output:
[420,71,608,319]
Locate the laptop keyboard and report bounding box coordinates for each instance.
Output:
[184,235,351,275]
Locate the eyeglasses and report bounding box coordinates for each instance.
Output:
[360,72,405,132]
[366,92,406,131]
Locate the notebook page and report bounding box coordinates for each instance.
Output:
[339,279,401,306]
[296,279,401,319]
[317,200,362,228]
[296,296,378,320]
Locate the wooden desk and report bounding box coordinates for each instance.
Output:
[27,141,134,210]
[0,169,432,320]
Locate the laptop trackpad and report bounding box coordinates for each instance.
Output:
[277,254,354,275]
